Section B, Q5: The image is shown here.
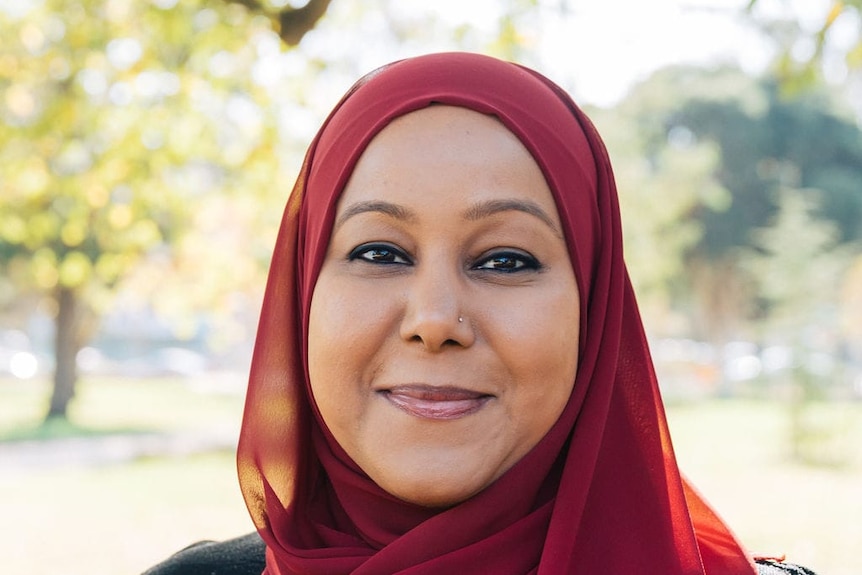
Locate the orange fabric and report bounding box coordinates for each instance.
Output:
[237,52,757,574]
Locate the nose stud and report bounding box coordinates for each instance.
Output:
[458,316,464,323]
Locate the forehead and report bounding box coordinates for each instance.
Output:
[338,106,559,217]
[358,105,526,167]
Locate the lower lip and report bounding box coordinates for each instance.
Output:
[382,390,491,420]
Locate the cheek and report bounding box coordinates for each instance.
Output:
[499,285,580,427]
[309,273,374,366]
[307,273,391,425]
[499,281,579,363]
[308,276,355,412]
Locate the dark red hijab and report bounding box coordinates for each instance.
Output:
[237,52,757,574]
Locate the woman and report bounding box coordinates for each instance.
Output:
[146,52,815,574]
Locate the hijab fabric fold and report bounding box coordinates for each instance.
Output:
[237,52,757,575]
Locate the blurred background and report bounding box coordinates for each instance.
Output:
[1,0,860,573]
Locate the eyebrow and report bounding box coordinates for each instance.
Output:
[334,200,418,231]
[334,197,561,236]
[463,199,561,236]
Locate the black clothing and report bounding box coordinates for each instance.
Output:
[143,532,818,574]
[142,533,265,575]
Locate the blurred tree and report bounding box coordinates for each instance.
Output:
[744,188,847,353]
[746,0,862,91]
[674,83,862,251]
[226,0,332,45]
[624,66,862,248]
[840,254,862,379]
[741,187,852,462]
[0,0,548,422]
[679,78,862,355]
[596,67,760,344]
[614,66,862,353]
[0,0,327,420]
[589,104,727,335]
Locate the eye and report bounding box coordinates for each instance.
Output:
[474,250,541,273]
[348,243,411,265]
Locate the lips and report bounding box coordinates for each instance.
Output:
[381,385,492,420]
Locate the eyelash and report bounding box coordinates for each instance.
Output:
[347,243,542,273]
[475,251,541,272]
[348,243,410,265]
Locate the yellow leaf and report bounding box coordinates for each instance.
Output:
[101,158,131,184]
[95,253,124,283]
[18,157,51,198]
[4,84,36,119]
[27,211,61,247]
[128,218,162,247]
[86,184,110,209]
[0,214,28,244]
[108,204,133,229]
[824,2,844,29]
[0,54,19,77]
[846,41,862,68]
[60,219,88,247]
[59,251,93,288]
[32,248,59,290]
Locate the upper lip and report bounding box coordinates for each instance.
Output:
[380,384,493,400]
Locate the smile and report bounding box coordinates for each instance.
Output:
[381,385,493,420]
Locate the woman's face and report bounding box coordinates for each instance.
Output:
[308,105,580,508]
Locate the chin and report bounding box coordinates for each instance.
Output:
[376,471,489,509]
[394,485,479,509]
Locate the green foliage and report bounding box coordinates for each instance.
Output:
[0,0,283,316]
[744,188,849,326]
[675,82,862,256]
[591,102,726,330]
[616,66,862,260]
[747,0,862,92]
[601,65,862,354]
[0,0,295,418]
[740,189,854,463]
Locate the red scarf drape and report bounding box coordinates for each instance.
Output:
[237,52,757,574]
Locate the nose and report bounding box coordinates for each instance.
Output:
[399,264,475,352]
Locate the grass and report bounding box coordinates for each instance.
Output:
[0,375,246,440]
[0,451,250,575]
[1,377,860,574]
[0,375,250,575]
[0,414,151,442]
[666,399,862,575]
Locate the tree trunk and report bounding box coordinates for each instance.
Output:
[46,286,80,420]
